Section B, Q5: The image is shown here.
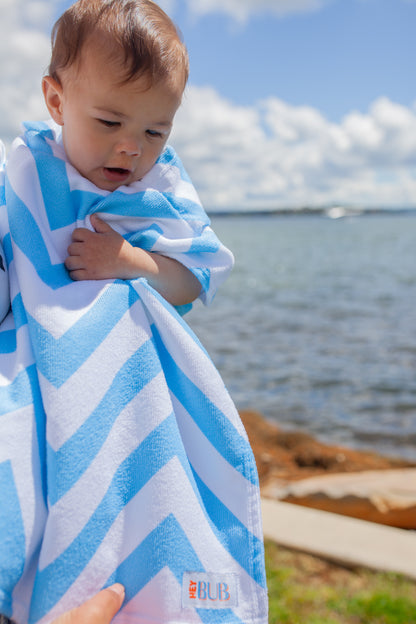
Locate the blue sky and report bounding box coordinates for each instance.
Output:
[173,0,416,122]
[1,0,416,210]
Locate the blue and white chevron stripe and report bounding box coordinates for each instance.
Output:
[0,123,267,623]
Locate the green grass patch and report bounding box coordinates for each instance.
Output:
[265,539,416,623]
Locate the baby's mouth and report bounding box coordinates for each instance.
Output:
[103,167,131,183]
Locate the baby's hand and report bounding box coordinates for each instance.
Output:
[65,214,202,305]
[65,214,138,281]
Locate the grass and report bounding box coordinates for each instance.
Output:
[265,539,416,623]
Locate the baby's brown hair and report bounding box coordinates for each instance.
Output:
[48,0,189,89]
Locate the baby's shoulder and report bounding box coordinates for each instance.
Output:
[156,145,180,168]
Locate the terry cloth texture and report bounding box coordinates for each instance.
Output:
[0,141,9,323]
[0,121,268,624]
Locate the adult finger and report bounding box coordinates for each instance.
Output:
[53,584,125,624]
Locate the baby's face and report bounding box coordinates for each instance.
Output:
[46,43,183,191]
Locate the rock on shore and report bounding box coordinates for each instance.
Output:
[240,410,416,529]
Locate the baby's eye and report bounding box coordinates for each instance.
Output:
[146,129,163,139]
[98,119,120,128]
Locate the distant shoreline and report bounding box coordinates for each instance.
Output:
[207,206,416,217]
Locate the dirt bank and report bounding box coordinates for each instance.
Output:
[240,409,415,487]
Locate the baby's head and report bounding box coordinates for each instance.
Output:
[49,0,189,93]
[43,0,189,190]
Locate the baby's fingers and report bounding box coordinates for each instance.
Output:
[65,255,97,280]
[67,268,89,281]
[64,250,85,279]
[71,227,92,242]
[90,214,114,234]
[66,241,85,257]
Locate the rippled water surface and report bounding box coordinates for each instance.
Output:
[187,213,416,460]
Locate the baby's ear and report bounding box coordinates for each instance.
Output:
[42,76,65,125]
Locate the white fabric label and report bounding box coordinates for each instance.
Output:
[182,572,238,610]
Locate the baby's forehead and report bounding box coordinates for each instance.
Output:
[68,33,184,94]
[61,43,184,117]
[59,40,129,91]
[72,34,127,74]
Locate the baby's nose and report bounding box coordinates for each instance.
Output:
[117,139,142,157]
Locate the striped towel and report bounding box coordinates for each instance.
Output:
[0,122,268,624]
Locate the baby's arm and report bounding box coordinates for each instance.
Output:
[65,214,202,306]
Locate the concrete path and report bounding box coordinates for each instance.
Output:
[262,498,416,580]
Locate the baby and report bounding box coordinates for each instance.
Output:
[43,0,204,303]
[0,1,268,623]
[0,0,197,322]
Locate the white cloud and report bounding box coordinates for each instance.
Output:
[0,0,57,144]
[171,88,416,210]
[183,0,333,22]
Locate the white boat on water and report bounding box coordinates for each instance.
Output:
[325,206,363,219]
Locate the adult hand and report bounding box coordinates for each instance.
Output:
[52,584,125,624]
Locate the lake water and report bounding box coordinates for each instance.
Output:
[187,213,416,461]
